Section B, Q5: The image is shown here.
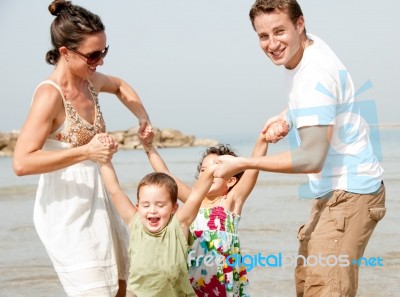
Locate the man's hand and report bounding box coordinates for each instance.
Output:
[264,120,289,143]
[262,109,290,143]
[214,155,246,179]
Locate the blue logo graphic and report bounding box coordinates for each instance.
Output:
[188,251,384,271]
[351,256,384,267]
[286,70,382,198]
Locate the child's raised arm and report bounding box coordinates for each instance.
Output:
[229,132,268,211]
[100,161,137,225]
[139,129,192,202]
[176,163,217,233]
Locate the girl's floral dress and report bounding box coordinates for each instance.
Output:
[188,205,249,296]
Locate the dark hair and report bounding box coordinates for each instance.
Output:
[137,172,178,204]
[196,144,244,189]
[249,0,305,31]
[46,0,105,65]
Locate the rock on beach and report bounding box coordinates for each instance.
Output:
[0,128,219,157]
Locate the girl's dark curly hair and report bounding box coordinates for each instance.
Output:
[195,145,244,187]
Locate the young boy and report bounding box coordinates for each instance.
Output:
[100,161,216,297]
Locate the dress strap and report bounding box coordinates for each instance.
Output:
[86,79,94,88]
[31,80,66,104]
[86,79,99,100]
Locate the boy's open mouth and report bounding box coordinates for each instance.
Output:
[148,217,160,225]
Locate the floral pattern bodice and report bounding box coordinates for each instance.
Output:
[188,206,250,297]
[47,80,106,147]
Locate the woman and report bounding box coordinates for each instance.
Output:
[13,0,151,296]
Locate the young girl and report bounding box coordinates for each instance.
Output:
[139,131,269,296]
[100,160,217,297]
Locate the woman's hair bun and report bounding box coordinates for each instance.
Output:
[48,0,72,16]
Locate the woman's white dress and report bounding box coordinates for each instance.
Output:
[33,80,129,296]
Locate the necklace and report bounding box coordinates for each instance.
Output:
[204,195,225,205]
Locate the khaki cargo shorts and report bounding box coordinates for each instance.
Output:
[295,183,386,297]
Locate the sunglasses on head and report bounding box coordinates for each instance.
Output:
[67,45,109,65]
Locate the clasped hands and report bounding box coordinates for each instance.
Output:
[262,110,290,143]
[93,121,154,163]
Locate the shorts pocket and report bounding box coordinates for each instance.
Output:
[332,213,346,232]
[368,206,386,222]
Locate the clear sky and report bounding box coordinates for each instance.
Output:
[0,0,398,139]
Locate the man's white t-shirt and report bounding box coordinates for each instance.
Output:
[285,34,383,197]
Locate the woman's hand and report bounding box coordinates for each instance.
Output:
[98,134,118,149]
[86,133,118,163]
[138,119,152,139]
[138,123,155,151]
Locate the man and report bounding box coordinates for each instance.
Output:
[214,1,386,296]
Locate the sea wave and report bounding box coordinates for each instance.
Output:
[0,185,37,200]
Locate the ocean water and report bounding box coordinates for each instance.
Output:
[0,128,399,296]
